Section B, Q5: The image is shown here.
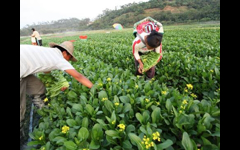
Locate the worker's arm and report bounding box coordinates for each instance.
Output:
[133,39,144,73]
[65,69,93,88]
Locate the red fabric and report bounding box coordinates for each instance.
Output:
[136,21,159,34]
[132,39,141,59]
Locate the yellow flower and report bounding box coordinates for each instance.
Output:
[179,110,183,114]
[43,98,48,102]
[184,89,188,92]
[107,78,111,82]
[152,132,160,141]
[101,97,108,101]
[210,70,214,73]
[182,100,188,105]
[145,98,150,103]
[114,102,119,106]
[48,103,51,106]
[62,125,69,134]
[156,102,160,105]
[186,84,193,90]
[161,91,167,95]
[112,121,116,124]
[39,135,43,141]
[135,85,139,89]
[191,93,197,98]
[117,124,125,131]
[98,83,103,86]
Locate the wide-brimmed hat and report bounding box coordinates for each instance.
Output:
[49,41,77,62]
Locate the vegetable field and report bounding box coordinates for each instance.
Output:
[20,24,220,150]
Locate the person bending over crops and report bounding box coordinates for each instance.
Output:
[132,30,163,79]
[20,41,93,141]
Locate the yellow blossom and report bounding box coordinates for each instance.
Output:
[107,78,111,82]
[191,93,197,98]
[135,85,139,89]
[117,124,125,131]
[182,100,188,105]
[39,135,43,141]
[114,102,119,106]
[145,98,150,103]
[184,89,188,92]
[43,98,48,102]
[48,103,51,106]
[62,125,69,134]
[98,83,103,86]
[186,84,193,90]
[102,98,108,101]
[179,110,183,114]
[210,70,214,73]
[161,91,167,95]
[112,121,116,125]
[156,102,160,105]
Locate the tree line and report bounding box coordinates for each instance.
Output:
[20,0,220,36]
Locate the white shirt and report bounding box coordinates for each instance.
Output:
[31,31,42,40]
[20,45,74,81]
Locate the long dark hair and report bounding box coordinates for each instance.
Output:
[147,30,163,48]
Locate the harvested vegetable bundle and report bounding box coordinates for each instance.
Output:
[38,70,69,97]
[140,52,161,72]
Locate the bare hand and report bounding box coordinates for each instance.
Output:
[138,63,144,73]
[61,87,68,91]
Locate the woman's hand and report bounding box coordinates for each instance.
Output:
[138,62,144,73]
[61,87,68,91]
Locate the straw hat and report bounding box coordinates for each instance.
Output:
[49,41,77,62]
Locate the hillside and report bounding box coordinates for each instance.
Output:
[20,0,220,36]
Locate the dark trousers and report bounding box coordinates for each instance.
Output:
[36,39,42,46]
[134,53,156,79]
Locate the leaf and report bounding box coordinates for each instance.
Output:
[72,104,83,113]
[52,136,67,145]
[136,113,143,124]
[128,133,144,150]
[78,127,89,141]
[156,139,173,149]
[89,139,100,149]
[27,140,41,146]
[182,132,194,150]
[166,99,172,112]
[104,100,114,113]
[91,124,103,141]
[119,95,130,103]
[66,119,77,127]
[98,90,108,100]
[105,130,120,138]
[123,103,132,113]
[126,124,135,134]
[64,141,77,150]
[67,91,78,99]
[85,104,94,116]
[151,107,161,123]
[82,117,89,128]
[123,140,132,149]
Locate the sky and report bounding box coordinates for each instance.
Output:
[20,0,149,29]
